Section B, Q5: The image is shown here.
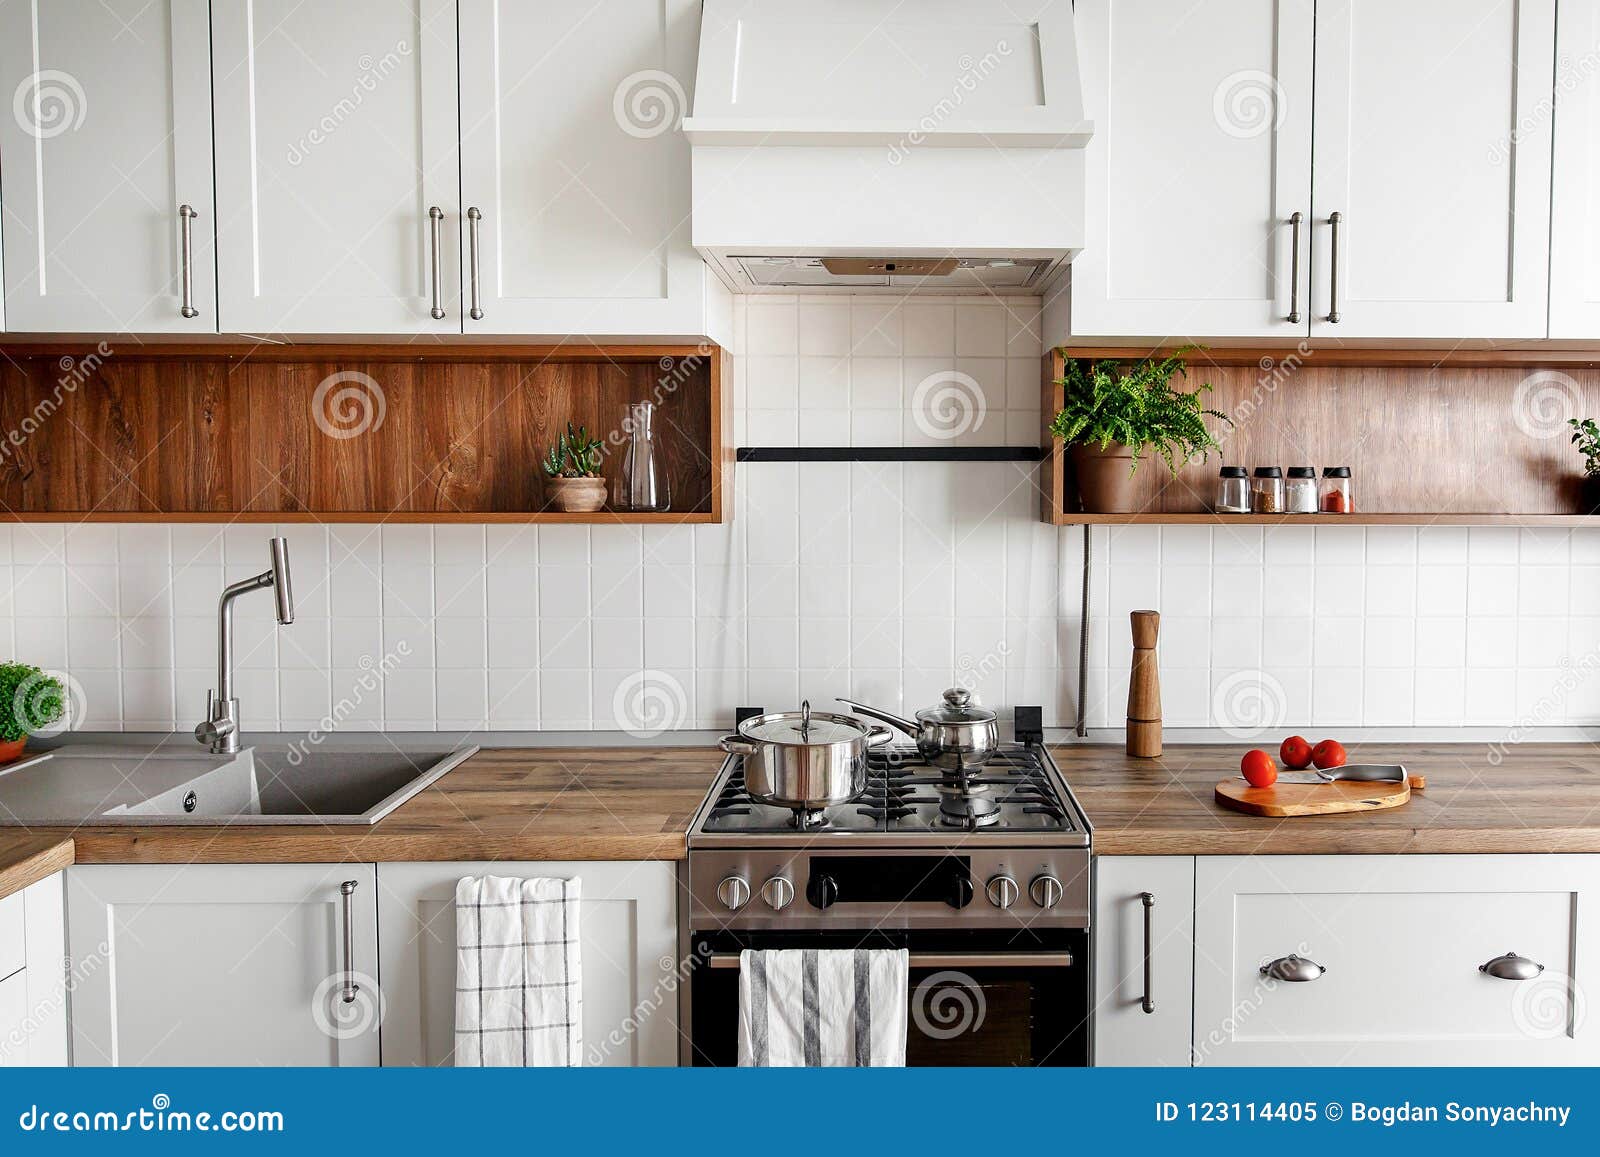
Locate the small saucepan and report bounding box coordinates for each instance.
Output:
[836,688,1000,771]
[718,700,895,810]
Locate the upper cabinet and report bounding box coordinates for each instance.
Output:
[457,0,723,337]
[210,0,460,333]
[1060,0,1556,342]
[1549,0,1600,338]
[0,0,216,333]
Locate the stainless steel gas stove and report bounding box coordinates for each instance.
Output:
[681,708,1094,1066]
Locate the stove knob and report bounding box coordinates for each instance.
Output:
[986,875,1020,910]
[946,874,975,910]
[716,876,751,911]
[1030,874,1064,910]
[806,874,839,911]
[761,876,795,911]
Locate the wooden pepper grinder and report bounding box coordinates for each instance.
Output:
[1126,610,1162,758]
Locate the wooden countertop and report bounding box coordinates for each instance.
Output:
[0,835,74,900]
[1059,742,1600,855]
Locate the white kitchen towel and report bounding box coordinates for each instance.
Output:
[738,948,908,1066]
[454,875,581,1067]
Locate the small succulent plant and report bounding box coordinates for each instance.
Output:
[541,423,606,479]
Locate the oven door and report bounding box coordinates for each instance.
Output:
[686,930,1090,1067]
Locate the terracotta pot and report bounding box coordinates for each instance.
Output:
[0,736,26,765]
[1070,442,1142,513]
[544,475,607,513]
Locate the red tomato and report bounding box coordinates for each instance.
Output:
[1240,749,1278,788]
[1311,739,1348,770]
[1279,735,1313,770]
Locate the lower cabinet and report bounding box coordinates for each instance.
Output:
[376,861,679,1067]
[66,864,380,1066]
[1092,856,1194,1066]
[0,874,69,1066]
[1194,855,1600,1066]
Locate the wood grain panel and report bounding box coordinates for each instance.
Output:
[0,344,722,522]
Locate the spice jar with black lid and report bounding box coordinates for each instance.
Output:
[1251,466,1284,513]
[1320,466,1353,513]
[1286,467,1319,514]
[1215,466,1250,514]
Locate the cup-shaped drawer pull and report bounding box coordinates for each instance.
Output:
[1260,954,1326,982]
[1479,951,1545,981]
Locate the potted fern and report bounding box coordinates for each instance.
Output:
[1572,417,1600,514]
[1048,351,1229,513]
[541,422,608,513]
[0,662,66,764]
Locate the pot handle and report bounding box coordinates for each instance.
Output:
[864,725,895,749]
[835,697,919,737]
[718,735,758,756]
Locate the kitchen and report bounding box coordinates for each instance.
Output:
[0,0,1598,1081]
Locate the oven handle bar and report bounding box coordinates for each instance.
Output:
[706,952,1073,970]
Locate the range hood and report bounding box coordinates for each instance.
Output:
[684,0,1091,294]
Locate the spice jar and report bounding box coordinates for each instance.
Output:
[1250,466,1284,514]
[1320,466,1353,513]
[1215,466,1250,514]
[1286,467,1318,514]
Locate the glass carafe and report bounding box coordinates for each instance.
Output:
[618,401,670,512]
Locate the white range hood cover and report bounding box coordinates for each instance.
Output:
[685,0,1092,293]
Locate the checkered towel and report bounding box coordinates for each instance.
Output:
[738,948,908,1066]
[454,875,581,1066]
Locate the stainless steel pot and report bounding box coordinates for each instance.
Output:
[836,687,1000,770]
[718,700,894,810]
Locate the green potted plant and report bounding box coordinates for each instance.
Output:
[1048,350,1230,513]
[541,422,608,513]
[1572,417,1600,514]
[0,663,66,763]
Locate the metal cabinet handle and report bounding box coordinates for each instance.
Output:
[1480,951,1545,981]
[178,204,199,318]
[339,880,359,1003]
[1286,211,1303,323]
[1326,211,1342,323]
[427,206,446,320]
[466,206,484,320]
[1260,953,1326,982]
[1139,891,1155,1014]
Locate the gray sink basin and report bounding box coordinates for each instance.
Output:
[0,743,477,826]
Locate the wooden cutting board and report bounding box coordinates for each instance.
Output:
[1214,777,1411,817]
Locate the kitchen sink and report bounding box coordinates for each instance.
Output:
[0,743,478,826]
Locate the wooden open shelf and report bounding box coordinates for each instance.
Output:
[1041,348,1600,527]
[0,342,729,523]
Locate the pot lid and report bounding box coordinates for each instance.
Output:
[739,701,871,746]
[918,687,997,725]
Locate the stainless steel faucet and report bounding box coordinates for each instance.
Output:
[195,537,295,755]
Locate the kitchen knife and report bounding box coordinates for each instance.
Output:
[1259,764,1409,785]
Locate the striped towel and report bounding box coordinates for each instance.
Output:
[738,948,908,1066]
[454,875,581,1067]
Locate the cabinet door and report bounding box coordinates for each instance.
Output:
[1093,856,1193,1066]
[1066,0,1313,339]
[1549,0,1600,337]
[211,0,459,333]
[458,0,709,336]
[67,864,379,1066]
[377,861,679,1066]
[0,0,215,332]
[1194,855,1600,1066]
[1310,0,1555,338]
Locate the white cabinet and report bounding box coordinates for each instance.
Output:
[1549,0,1600,337]
[0,874,68,1066]
[1309,0,1554,339]
[377,861,679,1067]
[0,0,215,332]
[211,0,460,333]
[457,0,729,340]
[1093,856,1193,1066]
[1194,854,1600,1066]
[66,864,379,1066]
[1064,0,1313,340]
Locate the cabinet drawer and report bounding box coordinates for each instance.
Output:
[0,969,26,1064]
[0,892,23,980]
[1195,855,1600,1066]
